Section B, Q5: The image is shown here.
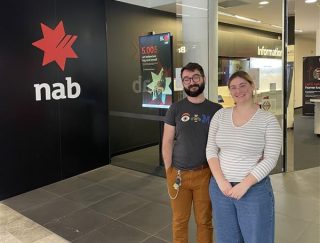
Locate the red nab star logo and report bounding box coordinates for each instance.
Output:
[32,21,78,71]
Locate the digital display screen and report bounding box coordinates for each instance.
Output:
[139,32,173,109]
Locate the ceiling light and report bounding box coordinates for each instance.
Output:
[218,11,261,23]
[271,24,282,28]
[305,0,317,3]
[259,1,270,5]
[176,3,208,11]
[235,15,261,23]
[218,11,234,17]
[176,13,190,17]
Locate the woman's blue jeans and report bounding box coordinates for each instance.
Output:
[209,176,275,243]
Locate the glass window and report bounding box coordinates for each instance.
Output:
[217,0,284,173]
[107,0,211,176]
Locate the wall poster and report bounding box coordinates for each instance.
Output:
[139,32,173,109]
[303,56,320,115]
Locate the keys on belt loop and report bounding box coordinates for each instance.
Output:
[173,170,182,190]
[168,169,182,200]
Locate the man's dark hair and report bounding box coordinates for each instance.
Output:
[180,62,205,78]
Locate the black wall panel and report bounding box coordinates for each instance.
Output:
[106,0,181,155]
[55,0,108,178]
[0,0,108,199]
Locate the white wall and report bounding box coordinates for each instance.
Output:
[317,8,320,55]
[294,36,316,108]
[181,0,209,98]
[116,0,150,8]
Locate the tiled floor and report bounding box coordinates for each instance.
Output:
[1,165,319,243]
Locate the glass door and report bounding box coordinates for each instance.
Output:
[216,0,285,174]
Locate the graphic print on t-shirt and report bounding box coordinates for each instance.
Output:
[191,114,201,122]
[181,113,191,122]
[180,113,211,124]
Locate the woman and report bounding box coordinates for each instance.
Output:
[206,71,282,243]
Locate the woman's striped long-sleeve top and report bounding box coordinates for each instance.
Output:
[206,107,282,182]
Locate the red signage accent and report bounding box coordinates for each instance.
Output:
[32,21,78,71]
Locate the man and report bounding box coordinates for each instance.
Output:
[162,62,222,243]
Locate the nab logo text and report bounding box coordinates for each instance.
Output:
[32,21,81,102]
[34,77,81,101]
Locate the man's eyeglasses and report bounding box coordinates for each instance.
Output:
[182,74,203,84]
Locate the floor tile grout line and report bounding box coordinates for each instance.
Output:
[79,170,128,183]
[112,201,152,221]
[70,226,103,242]
[2,193,67,214]
[290,221,313,243]
[140,234,170,243]
[71,212,155,242]
[275,211,320,224]
[62,191,121,208]
[37,198,150,240]
[63,212,122,242]
[113,217,155,238]
[39,174,124,198]
[127,186,171,202]
[144,222,172,243]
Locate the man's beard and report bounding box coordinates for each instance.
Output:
[184,83,205,97]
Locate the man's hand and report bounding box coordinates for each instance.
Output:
[162,124,175,172]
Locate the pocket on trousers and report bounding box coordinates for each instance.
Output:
[209,177,219,199]
[263,178,275,204]
[165,166,173,176]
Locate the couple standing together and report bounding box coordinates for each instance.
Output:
[162,62,282,243]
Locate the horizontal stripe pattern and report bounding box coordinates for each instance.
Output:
[206,108,282,182]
